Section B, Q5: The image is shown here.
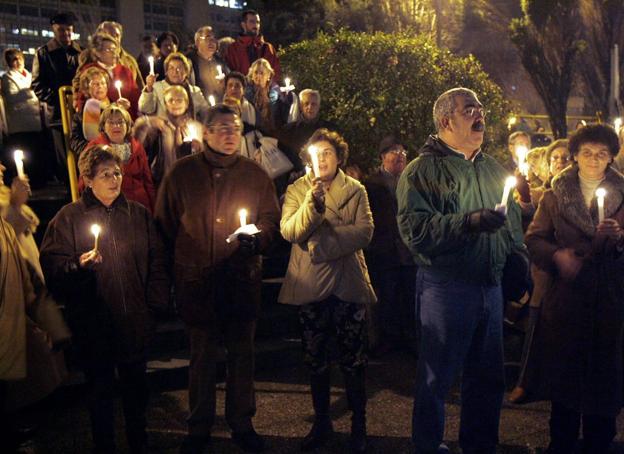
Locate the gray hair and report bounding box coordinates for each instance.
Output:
[432,87,478,132]
[194,25,214,44]
[299,89,321,104]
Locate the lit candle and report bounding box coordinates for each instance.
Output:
[284,77,291,88]
[184,122,199,142]
[13,149,25,178]
[499,176,517,211]
[308,145,320,178]
[208,95,216,106]
[216,65,224,80]
[305,165,312,175]
[114,80,122,100]
[90,224,101,251]
[280,77,295,93]
[596,187,606,223]
[148,55,155,75]
[615,117,622,133]
[239,208,248,227]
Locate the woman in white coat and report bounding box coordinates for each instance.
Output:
[279,128,376,454]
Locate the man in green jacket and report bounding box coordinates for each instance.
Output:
[397,88,524,454]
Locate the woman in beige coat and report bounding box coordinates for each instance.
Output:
[279,128,376,454]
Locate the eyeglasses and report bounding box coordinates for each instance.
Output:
[99,46,118,54]
[167,66,186,74]
[95,169,122,180]
[459,106,486,118]
[105,119,126,127]
[208,123,242,135]
[550,155,570,162]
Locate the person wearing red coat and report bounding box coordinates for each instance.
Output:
[86,105,156,213]
[224,10,282,83]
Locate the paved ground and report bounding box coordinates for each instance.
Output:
[13,344,624,454]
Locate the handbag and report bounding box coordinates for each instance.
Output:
[254,131,294,179]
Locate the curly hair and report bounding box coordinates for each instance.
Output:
[79,66,110,98]
[247,58,274,86]
[301,128,350,168]
[78,145,122,179]
[89,32,118,57]
[569,124,620,158]
[164,51,190,75]
[98,104,132,142]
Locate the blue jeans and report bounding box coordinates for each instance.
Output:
[412,269,505,454]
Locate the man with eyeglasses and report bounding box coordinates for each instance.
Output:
[364,136,416,356]
[155,105,280,454]
[186,26,229,100]
[396,88,524,454]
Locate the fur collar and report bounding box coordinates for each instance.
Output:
[552,165,624,237]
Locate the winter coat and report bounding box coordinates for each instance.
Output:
[31,38,82,121]
[396,135,525,285]
[224,34,282,82]
[138,79,208,120]
[155,147,280,326]
[279,170,377,305]
[185,49,228,100]
[0,70,41,134]
[74,47,144,94]
[364,168,414,270]
[524,165,624,416]
[74,62,140,119]
[88,134,156,213]
[40,190,169,364]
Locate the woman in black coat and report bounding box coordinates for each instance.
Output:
[40,145,169,454]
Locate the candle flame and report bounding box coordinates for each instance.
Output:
[596,187,607,198]
[114,80,122,89]
[208,95,216,106]
[14,149,24,161]
[239,208,248,218]
[148,56,154,64]
[90,224,101,236]
[615,117,622,132]
[284,77,291,87]
[505,176,517,188]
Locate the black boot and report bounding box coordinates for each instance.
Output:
[344,369,367,454]
[301,370,333,451]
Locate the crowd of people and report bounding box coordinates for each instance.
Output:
[0,8,624,454]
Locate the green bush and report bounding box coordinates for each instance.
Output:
[280,30,512,170]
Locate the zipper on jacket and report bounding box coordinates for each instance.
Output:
[107,207,128,315]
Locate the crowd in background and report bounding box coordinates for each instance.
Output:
[0,7,624,454]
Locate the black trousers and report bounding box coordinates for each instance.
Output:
[83,359,148,452]
[549,401,616,454]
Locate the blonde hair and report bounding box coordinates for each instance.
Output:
[247,58,274,86]
[99,104,132,142]
[79,66,110,97]
[163,85,189,104]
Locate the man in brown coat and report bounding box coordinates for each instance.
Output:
[155,105,280,453]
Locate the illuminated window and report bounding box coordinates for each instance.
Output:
[207,0,244,8]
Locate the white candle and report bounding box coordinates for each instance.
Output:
[500,176,517,207]
[114,80,122,100]
[184,122,199,142]
[284,77,291,88]
[305,165,312,175]
[90,224,101,251]
[148,56,154,75]
[308,145,320,178]
[596,187,606,223]
[208,95,216,106]
[216,65,224,80]
[615,117,622,133]
[13,149,25,178]
[239,208,248,227]
[515,144,529,176]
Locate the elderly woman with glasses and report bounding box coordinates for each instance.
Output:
[522,125,624,453]
[139,51,208,121]
[73,32,140,119]
[40,145,169,454]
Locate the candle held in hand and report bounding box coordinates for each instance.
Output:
[148,56,155,75]
[208,95,216,106]
[496,176,517,215]
[91,224,101,251]
[239,209,248,227]
[114,80,122,100]
[13,149,25,178]
[596,187,607,223]
[308,145,320,178]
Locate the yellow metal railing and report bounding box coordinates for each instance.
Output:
[59,85,79,202]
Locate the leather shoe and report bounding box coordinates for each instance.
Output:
[232,429,266,452]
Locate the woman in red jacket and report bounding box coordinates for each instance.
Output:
[86,105,155,212]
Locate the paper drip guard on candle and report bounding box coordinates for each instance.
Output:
[148,56,155,75]
[216,65,225,80]
[226,224,261,243]
[91,224,101,251]
[14,149,25,178]
[280,77,295,93]
[495,176,517,215]
[596,187,607,223]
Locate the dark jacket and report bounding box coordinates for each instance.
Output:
[185,48,228,99]
[155,147,280,326]
[524,165,624,416]
[31,39,82,121]
[397,135,524,284]
[40,190,169,363]
[365,168,414,270]
[225,34,281,81]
